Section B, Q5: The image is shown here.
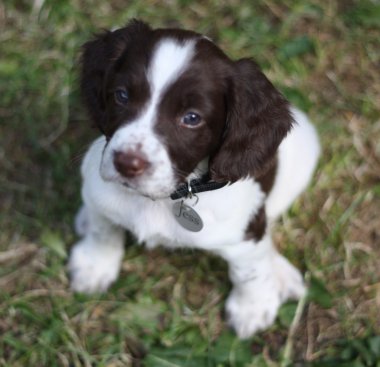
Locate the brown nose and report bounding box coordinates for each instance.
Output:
[113,151,150,178]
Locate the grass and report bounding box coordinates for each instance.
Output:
[1,0,380,365]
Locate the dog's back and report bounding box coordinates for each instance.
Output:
[266,107,320,220]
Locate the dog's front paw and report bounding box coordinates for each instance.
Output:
[226,256,306,339]
[226,285,281,339]
[274,254,306,302]
[68,239,123,294]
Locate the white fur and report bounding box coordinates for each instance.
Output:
[221,236,306,338]
[100,39,195,199]
[266,107,320,219]
[70,89,319,335]
[69,209,125,293]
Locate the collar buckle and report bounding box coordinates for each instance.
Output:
[170,175,229,201]
[186,182,193,199]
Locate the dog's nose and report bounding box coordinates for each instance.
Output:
[113,150,150,178]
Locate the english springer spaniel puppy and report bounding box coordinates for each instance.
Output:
[69,20,320,339]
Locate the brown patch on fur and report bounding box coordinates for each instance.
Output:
[245,205,267,242]
[244,159,277,241]
[256,156,278,194]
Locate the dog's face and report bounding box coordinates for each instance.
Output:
[81,20,293,199]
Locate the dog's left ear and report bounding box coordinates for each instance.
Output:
[209,58,293,182]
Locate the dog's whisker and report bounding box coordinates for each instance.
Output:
[69,141,101,168]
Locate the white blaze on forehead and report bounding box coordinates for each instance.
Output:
[148,39,195,101]
[136,39,195,132]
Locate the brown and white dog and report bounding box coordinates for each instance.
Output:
[69,20,320,339]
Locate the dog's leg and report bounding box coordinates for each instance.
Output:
[69,207,125,293]
[219,235,305,339]
[74,205,89,237]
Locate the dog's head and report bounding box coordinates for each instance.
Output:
[81,20,293,199]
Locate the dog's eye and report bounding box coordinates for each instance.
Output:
[114,89,129,105]
[181,112,202,127]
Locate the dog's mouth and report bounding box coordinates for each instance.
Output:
[121,182,156,200]
[120,179,176,201]
[100,156,177,200]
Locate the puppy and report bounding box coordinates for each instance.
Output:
[69,20,320,339]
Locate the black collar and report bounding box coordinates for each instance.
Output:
[170,175,229,200]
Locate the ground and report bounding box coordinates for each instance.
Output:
[1,0,379,366]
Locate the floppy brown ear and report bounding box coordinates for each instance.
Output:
[80,20,151,133]
[209,58,293,182]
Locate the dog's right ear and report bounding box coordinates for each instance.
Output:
[80,20,151,132]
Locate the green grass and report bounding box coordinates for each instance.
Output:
[1,0,380,366]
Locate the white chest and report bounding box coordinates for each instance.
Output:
[84,174,265,251]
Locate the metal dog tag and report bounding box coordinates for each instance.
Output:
[172,201,203,232]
